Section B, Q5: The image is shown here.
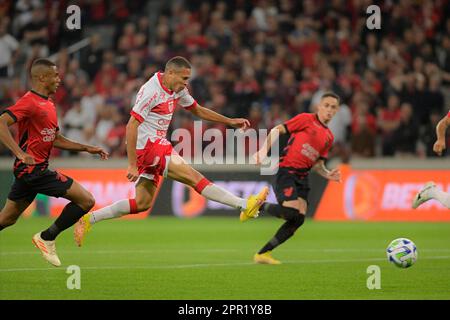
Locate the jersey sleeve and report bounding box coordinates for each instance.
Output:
[177,88,197,110]
[130,85,158,123]
[284,113,310,134]
[2,97,34,122]
[447,110,450,118]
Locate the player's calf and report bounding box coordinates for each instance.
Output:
[257,208,305,254]
[0,218,17,231]
[261,203,301,220]
[41,202,89,241]
[78,193,96,212]
[0,215,18,229]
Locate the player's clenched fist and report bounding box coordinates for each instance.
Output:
[127,165,139,182]
[85,146,109,160]
[433,139,446,156]
[17,151,36,165]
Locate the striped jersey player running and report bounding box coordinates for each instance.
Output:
[74,56,268,246]
[0,59,108,267]
[249,93,343,264]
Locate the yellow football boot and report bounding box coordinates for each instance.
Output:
[74,214,92,247]
[254,251,281,265]
[239,186,269,222]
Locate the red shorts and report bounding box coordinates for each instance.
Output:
[136,139,174,185]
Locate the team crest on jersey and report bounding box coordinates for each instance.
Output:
[283,187,294,197]
[168,100,175,113]
[55,172,68,182]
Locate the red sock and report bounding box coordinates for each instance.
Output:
[194,178,211,194]
[129,199,138,214]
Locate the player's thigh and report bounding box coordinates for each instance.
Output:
[135,177,158,210]
[281,197,307,213]
[167,153,204,187]
[0,198,34,225]
[63,180,95,211]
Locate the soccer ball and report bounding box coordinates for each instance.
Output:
[386,238,418,268]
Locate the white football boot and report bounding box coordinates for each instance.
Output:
[32,232,61,267]
[412,182,436,209]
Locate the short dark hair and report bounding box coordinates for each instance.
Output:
[31,58,56,69]
[321,92,341,105]
[30,58,56,76]
[165,56,191,70]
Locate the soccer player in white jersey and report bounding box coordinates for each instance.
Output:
[412,110,450,209]
[74,56,269,246]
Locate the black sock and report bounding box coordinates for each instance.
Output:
[261,203,299,220]
[258,212,305,254]
[41,202,87,241]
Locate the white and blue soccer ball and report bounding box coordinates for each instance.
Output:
[386,238,418,268]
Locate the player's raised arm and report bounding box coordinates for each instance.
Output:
[433,113,450,156]
[53,133,109,159]
[253,124,286,165]
[0,112,35,164]
[189,104,250,130]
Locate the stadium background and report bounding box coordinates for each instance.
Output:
[0,0,449,221]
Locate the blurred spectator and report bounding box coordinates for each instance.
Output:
[351,102,377,157]
[80,84,102,127]
[62,98,91,154]
[21,7,47,48]
[0,18,19,79]
[392,103,419,156]
[420,111,443,158]
[80,34,104,80]
[328,103,352,163]
[378,94,401,156]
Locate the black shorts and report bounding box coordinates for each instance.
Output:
[273,167,310,204]
[8,169,74,202]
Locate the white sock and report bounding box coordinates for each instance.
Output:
[430,188,450,209]
[201,184,247,210]
[89,199,131,224]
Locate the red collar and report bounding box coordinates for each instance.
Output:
[157,72,173,95]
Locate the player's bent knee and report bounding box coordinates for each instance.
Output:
[292,213,305,228]
[80,194,96,212]
[135,198,152,212]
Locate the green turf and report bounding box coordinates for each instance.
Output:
[1,216,449,300]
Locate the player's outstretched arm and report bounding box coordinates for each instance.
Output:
[0,113,35,164]
[253,124,286,165]
[53,133,109,159]
[312,159,341,182]
[125,116,140,182]
[189,105,250,130]
[433,115,450,156]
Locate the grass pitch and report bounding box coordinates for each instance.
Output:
[1,216,449,300]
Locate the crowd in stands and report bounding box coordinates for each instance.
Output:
[0,0,449,161]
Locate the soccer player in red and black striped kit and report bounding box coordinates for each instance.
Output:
[0,58,108,266]
[250,92,342,264]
